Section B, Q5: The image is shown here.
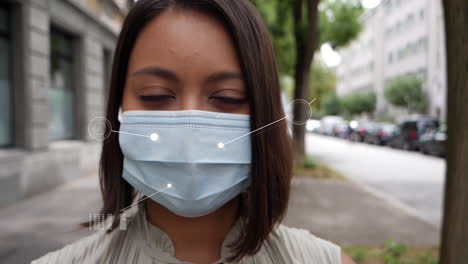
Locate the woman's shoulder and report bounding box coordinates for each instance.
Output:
[31,227,124,264]
[268,224,342,264]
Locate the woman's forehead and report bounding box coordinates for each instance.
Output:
[127,8,241,77]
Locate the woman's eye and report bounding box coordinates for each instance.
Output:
[139,95,175,101]
[211,96,247,105]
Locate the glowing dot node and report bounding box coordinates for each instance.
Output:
[150,133,159,142]
[217,142,224,149]
[167,183,172,188]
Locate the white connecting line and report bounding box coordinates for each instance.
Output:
[120,184,172,212]
[110,97,317,148]
[109,98,316,211]
[220,98,317,147]
[111,130,150,138]
[220,116,288,147]
[111,130,159,142]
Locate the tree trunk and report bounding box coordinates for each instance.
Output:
[440,0,468,263]
[292,0,319,166]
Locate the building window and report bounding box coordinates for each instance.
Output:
[407,14,414,26]
[420,36,428,50]
[49,28,76,140]
[397,47,404,60]
[0,6,12,147]
[396,21,401,33]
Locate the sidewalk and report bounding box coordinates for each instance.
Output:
[0,174,439,263]
[0,173,100,264]
[283,177,439,247]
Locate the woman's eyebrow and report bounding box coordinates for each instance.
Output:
[131,66,179,81]
[131,66,243,83]
[206,71,243,82]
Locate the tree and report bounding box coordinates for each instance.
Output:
[292,0,363,163]
[340,91,376,116]
[440,0,468,263]
[289,0,320,164]
[321,94,341,116]
[318,0,364,49]
[309,59,337,114]
[251,0,296,76]
[384,76,427,114]
[252,0,362,164]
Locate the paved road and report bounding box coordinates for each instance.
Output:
[306,133,445,228]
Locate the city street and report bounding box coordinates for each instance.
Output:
[0,171,439,263]
[0,0,465,263]
[306,133,445,228]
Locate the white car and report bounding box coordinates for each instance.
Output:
[306,119,321,133]
[319,116,344,135]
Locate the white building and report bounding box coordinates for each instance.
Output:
[336,0,447,121]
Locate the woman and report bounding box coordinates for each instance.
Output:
[33,0,355,263]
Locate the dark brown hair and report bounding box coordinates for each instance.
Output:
[92,0,292,261]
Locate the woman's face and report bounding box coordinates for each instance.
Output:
[122,8,249,114]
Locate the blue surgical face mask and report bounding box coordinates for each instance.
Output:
[119,110,251,218]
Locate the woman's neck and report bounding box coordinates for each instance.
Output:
[145,199,239,264]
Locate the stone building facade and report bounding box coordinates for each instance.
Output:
[0,0,130,206]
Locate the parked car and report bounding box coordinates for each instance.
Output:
[319,116,344,136]
[306,119,321,133]
[333,120,352,139]
[349,121,378,142]
[362,122,384,144]
[388,116,439,150]
[367,123,400,146]
[419,124,446,157]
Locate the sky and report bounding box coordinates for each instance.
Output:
[361,0,382,9]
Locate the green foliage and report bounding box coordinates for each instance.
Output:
[341,91,376,115]
[321,94,341,115]
[344,243,438,264]
[252,0,363,77]
[303,156,318,169]
[381,240,408,264]
[349,247,368,262]
[252,0,363,156]
[294,156,347,180]
[281,75,295,100]
[309,59,337,111]
[415,254,439,264]
[318,0,364,48]
[384,76,427,113]
[251,0,296,76]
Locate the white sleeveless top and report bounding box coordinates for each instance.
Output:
[32,205,342,264]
